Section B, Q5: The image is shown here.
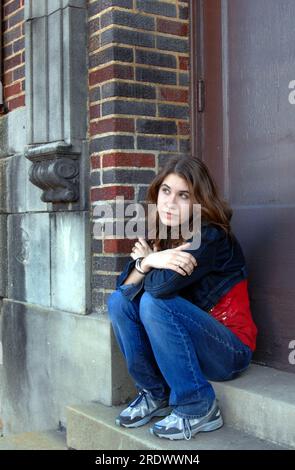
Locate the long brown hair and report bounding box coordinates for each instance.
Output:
[145,155,233,251]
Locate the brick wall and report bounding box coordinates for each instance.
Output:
[88,0,190,311]
[1,0,25,113]
[0,0,191,312]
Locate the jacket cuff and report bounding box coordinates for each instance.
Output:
[116,258,136,288]
[116,258,146,300]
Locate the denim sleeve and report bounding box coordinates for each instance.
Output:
[116,258,136,288]
[143,227,218,298]
[116,258,144,300]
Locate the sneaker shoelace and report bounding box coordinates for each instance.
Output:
[182,418,192,440]
[130,390,150,411]
[166,413,192,440]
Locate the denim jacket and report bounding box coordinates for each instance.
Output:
[116,223,248,312]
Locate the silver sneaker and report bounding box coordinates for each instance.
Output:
[115,389,172,428]
[150,399,223,440]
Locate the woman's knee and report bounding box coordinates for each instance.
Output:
[107,289,127,319]
[107,289,141,325]
[139,291,163,323]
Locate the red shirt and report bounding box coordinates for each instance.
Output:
[209,279,257,351]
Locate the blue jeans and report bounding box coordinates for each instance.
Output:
[107,288,252,418]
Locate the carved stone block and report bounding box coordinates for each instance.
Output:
[25,143,80,203]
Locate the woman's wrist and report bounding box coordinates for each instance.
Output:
[140,256,152,273]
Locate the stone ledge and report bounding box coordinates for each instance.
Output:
[211,364,295,448]
[66,364,295,450]
[66,402,286,451]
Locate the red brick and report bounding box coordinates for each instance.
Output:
[3,71,13,86]
[90,118,134,136]
[90,104,101,120]
[102,152,155,168]
[157,18,188,37]
[89,64,133,86]
[179,56,189,71]
[178,121,190,135]
[158,87,188,103]
[4,53,22,71]
[104,239,135,254]
[4,82,21,98]
[91,155,101,170]
[7,94,25,111]
[91,186,134,201]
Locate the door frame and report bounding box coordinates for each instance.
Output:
[189,0,229,198]
[189,0,201,159]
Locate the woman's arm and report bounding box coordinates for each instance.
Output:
[122,238,195,286]
[122,269,145,286]
[123,241,196,286]
[122,262,151,286]
[143,229,218,298]
[121,238,154,286]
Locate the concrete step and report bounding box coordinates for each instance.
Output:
[66,364,295,450]
[211,364,295,449]
[66,402,286,451]
[0,430,67,450]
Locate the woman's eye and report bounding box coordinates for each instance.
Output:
[161,188,189,199]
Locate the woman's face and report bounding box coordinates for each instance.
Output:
[157,173,193,227]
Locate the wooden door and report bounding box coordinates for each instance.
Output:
[190,0,295,372]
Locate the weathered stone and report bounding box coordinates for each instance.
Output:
[0,108,26,159]
[25,143,80,204]
[25,5,87,148]
[0,215,7,297]
[0,300,129,433]
[51,211,91,314]
[7,213,51,306]
[2,154,47,213]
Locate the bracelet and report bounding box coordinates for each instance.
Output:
[135,257,147,275]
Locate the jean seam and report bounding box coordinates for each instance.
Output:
[173,403,212,419]
[114,292,166,393]
[166,306,249,356]
[164,309,203,402]
[162,300,248,416]
[134,317,169,394]
[177,307,252,379]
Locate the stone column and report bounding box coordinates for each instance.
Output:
[1,0,134,435]
[24,0,88,206]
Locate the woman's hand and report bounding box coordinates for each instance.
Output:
[130,238,158,260]
[141,242,197,276]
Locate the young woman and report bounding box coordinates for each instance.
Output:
[107,156,257,441]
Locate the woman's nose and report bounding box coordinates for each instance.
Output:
[167,194,177,206]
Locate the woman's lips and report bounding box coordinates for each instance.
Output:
[164,212,176,219]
